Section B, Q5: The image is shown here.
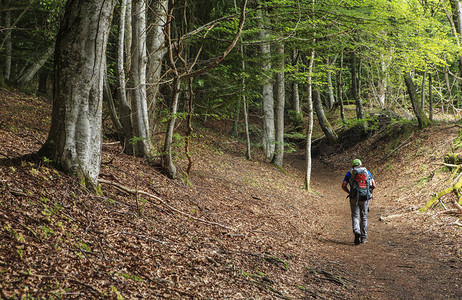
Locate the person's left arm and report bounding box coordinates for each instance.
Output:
[368,170,376,189]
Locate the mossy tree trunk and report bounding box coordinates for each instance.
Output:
[404,72,431,129]
[313,86,338,144]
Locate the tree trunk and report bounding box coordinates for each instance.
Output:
[162,77,180,179]
[124,0,132,72]
[404,72,431,129]
[4,10,11,82]
[104,68,123,132]
[429,72,433,121]
[15,45,54,86]
[239,41,252,160]
[146,0,168,119]
[231,101,240,137]
[351,51,365,121]
[117,0,135,155]
[243,90,252,160]
[445,69,453,107]
[130,0,153,158]
[38,0,116,187]
[313,86,338,144]
[377,55,387,108]
[292,49,301,114]
[272,43,285,167]
[38,71,48,95]
[338,49,345,122]
[450,0,462,75]
[304,50,315,191]
[0,0,33,51]
[258,8,275,161]
[421,69,427,110]
[326,56,335,110]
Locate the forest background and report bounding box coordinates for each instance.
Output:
[1,0,462,298]
[2,0,462,185]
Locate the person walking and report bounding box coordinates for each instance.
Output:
[342,159,376,245]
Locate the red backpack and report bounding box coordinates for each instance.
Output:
[349,167,372,200]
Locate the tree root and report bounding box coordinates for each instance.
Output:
[98,178,233,230]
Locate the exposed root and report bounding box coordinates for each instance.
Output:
[98,178,233,230]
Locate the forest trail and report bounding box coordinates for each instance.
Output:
[1,90,462,298]
[301,158,462,299]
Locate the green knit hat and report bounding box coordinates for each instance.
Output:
[352,159,362,167]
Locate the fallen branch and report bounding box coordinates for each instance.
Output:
[98,178,232,230]
[450,221,462,227]
[420,176,462,212]
[453,201,462,214]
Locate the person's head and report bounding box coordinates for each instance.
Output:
[352,158,362,168]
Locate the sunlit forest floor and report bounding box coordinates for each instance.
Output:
[0,88,461,299]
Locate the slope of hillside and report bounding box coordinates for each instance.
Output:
[0,89,461,299]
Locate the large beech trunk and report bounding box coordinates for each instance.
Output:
[39,0,115,187]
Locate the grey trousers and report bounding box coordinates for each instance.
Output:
[350,197,369,239]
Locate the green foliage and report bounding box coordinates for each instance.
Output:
[129,136,146,145]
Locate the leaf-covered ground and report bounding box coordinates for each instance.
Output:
[0,88,461,299]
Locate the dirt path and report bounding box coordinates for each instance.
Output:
[309,160,462,299]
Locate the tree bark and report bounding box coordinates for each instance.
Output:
[162,77,180,178]
[292,49,300,114]
[258,7,275,161]
[377,54,387,108]
[272,43,285,167]
[450,0,462,75]
[4,10,11,81]
[130,0,154,158]
[326,56,335,110]
[429,72,433,121]
[104,68,123,132]
[404,72,431,129]
[304,50,315,191]
[338,49,345,122]
[421,69,427,110]
[313,86,338,144]
[38,0,116,187]
[239,40,252,160]
[146,0,168,119]
[124,0,132,71]
[15,45,54,86]
[351,51,365,121]
[116,0,135,155]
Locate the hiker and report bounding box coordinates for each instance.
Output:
[342,159,376,245]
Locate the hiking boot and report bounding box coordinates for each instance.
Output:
[361,237,367,244]
[354,233,361,245]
